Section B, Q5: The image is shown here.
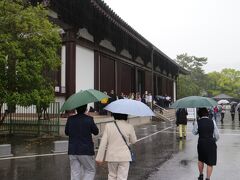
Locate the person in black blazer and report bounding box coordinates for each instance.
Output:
[65,104,99,180]
[192,108,219,180]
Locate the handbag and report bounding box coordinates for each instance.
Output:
[114,121,136,163]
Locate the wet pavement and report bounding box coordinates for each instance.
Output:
[0,111,240,180]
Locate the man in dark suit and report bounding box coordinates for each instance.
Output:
[65,105,99,180]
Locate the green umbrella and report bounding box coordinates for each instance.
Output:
[170,96,218,108]
[60,89,110,112]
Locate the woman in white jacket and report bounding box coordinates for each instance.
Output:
[96,113,137,180]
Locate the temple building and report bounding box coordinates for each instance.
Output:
[33,0,187,106]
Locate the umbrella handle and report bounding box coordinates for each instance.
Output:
[192,119,196,125]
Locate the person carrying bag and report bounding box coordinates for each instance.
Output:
[114,121,136,163]
[96,113,137,180]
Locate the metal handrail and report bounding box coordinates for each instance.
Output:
[153,103,168,112]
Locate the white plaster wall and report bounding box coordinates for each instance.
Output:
[75,45,94,92]
[173,81,176,101]
[55,96,65,110]
[61,45,66,93]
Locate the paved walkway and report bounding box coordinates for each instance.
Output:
[0,111,240,180]
[148,111,240,180]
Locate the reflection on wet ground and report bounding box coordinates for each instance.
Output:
[0,111,240,180]
[0,135,68,156]
[147,111,240,180]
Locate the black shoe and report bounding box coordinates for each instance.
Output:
[205,178,210,180]
[198,174,203,180]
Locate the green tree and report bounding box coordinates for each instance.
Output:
[176,53,208,99]
[206,69,240,98]
[0,0,61,114]
[205,71,222,96]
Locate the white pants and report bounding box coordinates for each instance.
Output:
[108,162,130,180]
[69,155,95,180]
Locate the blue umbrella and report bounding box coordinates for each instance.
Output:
[104,99,155,117]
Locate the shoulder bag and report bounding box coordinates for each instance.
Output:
[114,121,136,163]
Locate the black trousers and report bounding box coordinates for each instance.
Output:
[221,113,225,122]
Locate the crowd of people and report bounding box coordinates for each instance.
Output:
[65,93,240,180]
[64,91,172,180]
[98,90,172,115]
[208,103,240,123]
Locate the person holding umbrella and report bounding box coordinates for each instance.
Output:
[218,104,225,123]
[96,99,154,180]
[65,105,99,180]
[192,108,220,180]
[96,113,137,180]
[61,89,109,180]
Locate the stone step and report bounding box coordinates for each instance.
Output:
[0,144,13,158]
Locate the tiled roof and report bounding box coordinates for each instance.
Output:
[91,0,185,71]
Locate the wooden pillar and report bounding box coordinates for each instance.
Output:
[65,30,76,99]
[135,67,138,92]
[115,60,118,95]
[151,49,154,96]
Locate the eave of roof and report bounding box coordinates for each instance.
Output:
[92,0,187,74]
[90,0,150,47]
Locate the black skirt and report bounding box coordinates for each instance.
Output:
[197,138,217,166]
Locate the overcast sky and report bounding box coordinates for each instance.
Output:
[103,0,240,73]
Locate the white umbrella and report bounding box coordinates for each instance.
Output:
[217,99,229,105]
[104,99,155,117]
[230,101,238,105]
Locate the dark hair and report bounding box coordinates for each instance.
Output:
[76,105,87,114]
[112,113,128,120]
[197,108,209,118]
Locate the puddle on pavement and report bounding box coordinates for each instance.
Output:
[180,159,189,166]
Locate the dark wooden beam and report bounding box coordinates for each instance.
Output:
[65,30,76,99]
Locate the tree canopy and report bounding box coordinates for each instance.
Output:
[0,0,61,111]
[206,69,240,98]
[176,53,208,99]
[176,53,240,99]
